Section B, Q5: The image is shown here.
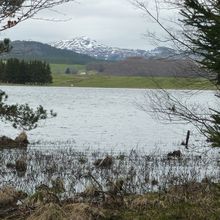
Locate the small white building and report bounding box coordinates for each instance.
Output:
[79,72,87,75]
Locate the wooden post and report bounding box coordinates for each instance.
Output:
[185,130,190,149]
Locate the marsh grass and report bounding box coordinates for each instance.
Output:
[0,147,219,196]
[0,146,219,219]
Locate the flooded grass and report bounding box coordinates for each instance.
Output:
[0,144,219,219]
[1,145,219,196]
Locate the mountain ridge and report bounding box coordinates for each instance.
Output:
[0,40,96,64]
[50,36,181,61]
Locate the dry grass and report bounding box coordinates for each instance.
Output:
[1,182,219,219]
[0,147,219,219]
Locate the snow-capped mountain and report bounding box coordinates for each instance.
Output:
[50,36,148,60]
[149,47,178,57]
[50,36,179,61]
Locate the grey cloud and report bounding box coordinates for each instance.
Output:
[3,0,176,50]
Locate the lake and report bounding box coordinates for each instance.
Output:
[0,86,219,194]
[0,86,217,153]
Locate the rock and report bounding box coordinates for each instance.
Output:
[93,156,113,169]
[167,150,182,159]
[0,133,28,149]
[0,136,17,148]
[15,158,27,172]
[15,131,29,144]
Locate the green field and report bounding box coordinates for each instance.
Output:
[52,74,214,89]
[0,62,214,89]
[50,63,86,74]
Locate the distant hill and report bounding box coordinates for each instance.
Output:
[50,36,183,61]
[0,41,96,64]
[87,57,206,77]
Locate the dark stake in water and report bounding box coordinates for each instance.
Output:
[0,86,219,195]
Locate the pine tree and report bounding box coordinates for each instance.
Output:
[180,0,220,84]
[0,60,5,81]
[133,0,220,147]
[0,39,11,53]
[179,0,220,147]
[45,63,52,83]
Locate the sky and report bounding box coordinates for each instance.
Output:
[2,0,178,50]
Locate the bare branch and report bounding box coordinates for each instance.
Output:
[0,0,76,32]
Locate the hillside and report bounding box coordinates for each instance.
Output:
[0,41,96,64]
[86,57,205,77]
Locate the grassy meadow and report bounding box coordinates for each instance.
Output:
[0,63,214,89]
[50,63,86,74]
[52,73,214,90]
[50,63,214,89]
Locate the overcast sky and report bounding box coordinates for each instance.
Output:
[2,0,178,50]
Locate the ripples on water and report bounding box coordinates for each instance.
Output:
[1,86,217,150]
[0,86,219,194]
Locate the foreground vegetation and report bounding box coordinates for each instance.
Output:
[52,74,214,89]
[1,146,219,219]
[1,181,220,220]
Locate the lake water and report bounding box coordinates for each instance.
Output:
[0,86,217,153]
[0,86,219,193]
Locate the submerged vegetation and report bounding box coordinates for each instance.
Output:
[0,147,219,219]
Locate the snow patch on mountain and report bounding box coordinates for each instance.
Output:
[50,36,179,61]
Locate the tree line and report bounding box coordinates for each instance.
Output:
[86,57,205,77]
[0,59,52,84]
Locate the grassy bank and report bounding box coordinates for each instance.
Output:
[52,74,214,89]
[1,182,220,219]
[1,146,219,219]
